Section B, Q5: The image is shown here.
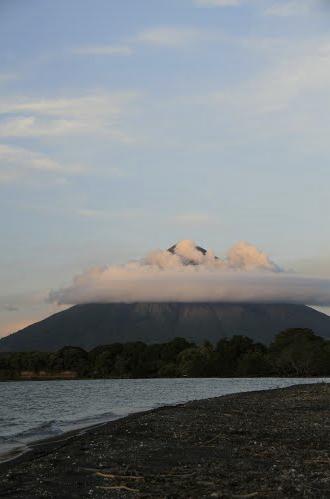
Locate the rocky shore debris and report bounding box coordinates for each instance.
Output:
[0,383,329,498]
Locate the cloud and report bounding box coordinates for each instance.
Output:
[265,1,314,17]
[51,269,330,307]
[2,93,135,118]
[3,305,19,312]
[211,38,330,117]
[0,92,138,141]
[48,239,330,307]
[0,116,91,138]
[194,0,241,6]
[0,72,18,82]
[71,26,226,57]
[0,143,86,183]
[136,27,213,47]
[72,45,133,56]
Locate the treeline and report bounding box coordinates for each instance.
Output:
[1,328,330,379]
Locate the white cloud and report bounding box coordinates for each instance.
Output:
[50,239,330,306]
[70,22,282,63]
[136,26,289,54]
[0,92,138,141]
[0,144,61,172]
[3,93,136,118]
[212,39,330,115]
[0,143,86,183]
[51,270,330,307]
[136,27,211,47]
[72,26,225,56]
[0,116,91,138]
[72,45,133,56]
[285,255,330,280]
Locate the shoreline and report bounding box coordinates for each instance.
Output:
[1,383,330,497]
[0,418,112,466]
[2,374,330,382]
[1,377,329,466]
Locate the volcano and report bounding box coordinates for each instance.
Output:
[1,242,330,352]
[1,302,330,352]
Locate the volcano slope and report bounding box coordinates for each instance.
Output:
[1,302,330,352]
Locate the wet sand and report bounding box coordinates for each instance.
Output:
[0,384,329,498]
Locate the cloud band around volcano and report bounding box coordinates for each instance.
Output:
[49,240,330,307]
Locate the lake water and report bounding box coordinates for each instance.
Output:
[0,377,329,462]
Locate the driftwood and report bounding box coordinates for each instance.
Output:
[96,484,140,492]
[95,470,144,481]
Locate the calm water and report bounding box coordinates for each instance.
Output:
[0,377,329,461]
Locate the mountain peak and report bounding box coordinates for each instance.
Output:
[168,242,207,256]
[167,240,217,265]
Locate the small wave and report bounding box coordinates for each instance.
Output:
[0,435,12,443]
[62,410,118,426]
[13,420,63,442]
[57,410,122,434]
[0,412,121,450]
[0,443,29,463]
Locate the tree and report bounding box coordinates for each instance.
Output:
[113,342,147,377]
[158,362,179,377]
[91,343,123,376]
[1,332,329,379]
[215,336,263,376]
[177,343,216,377]
[159,337,195,363]
[270,329,327,376]
[237,351,272,376]
[50,346,89,375]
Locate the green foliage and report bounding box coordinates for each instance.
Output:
[237,352,272,376]
[158,362,179,378]
[159,337,194,362]
[215,335,266,376]
[50,346,89,375]
[90,344,124,376]
[0,329,329,379]
[176,341,216,377]
[269,328,328,376]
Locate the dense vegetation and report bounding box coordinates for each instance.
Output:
[1,328,330,379]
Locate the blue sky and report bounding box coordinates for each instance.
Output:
[1,0,330,336]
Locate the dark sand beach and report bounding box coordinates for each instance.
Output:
[0,384,329,498]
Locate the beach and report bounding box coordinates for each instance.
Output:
[0,383,329,498]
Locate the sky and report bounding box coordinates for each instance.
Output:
[1,0,330,337]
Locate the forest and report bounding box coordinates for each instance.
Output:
[0,328,330,379]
